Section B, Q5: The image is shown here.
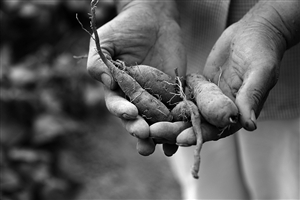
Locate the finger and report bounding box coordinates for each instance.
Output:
[104,87,138,119]
[150,121,191,143]
[162,143,179,157]
[235,62,277,131]
[136,138,156,156]
[176,127,196,146]
[176,122,242,146]
[87,32,117,89]
[152,138,169,144]
[203,25,241,100]
[201,122,241,142]
[121,116,150,139]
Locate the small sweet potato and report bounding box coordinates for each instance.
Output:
[114,63,182,108]
[186,73,239,128]
[110,65,173,125]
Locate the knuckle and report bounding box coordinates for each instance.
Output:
[250,88,263,106]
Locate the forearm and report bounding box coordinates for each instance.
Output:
[243,0,300,49]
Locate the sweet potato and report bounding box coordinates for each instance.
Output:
[109,64,173,125]
[171,100,206,122]
[170,101,191,121]
[89,2,174,125]
[186,73,239,128]
[113,62,182,108]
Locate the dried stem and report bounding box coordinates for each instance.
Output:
[190,105,203,179]
[90,0,111,68]
[76,13,93,39]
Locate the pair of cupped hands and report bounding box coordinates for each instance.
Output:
[87,2,286,156]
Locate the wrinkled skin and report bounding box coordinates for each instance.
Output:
[87,1,288,153]
[176,13,287,145]
[87,1,187,155]
[204,19,285,127]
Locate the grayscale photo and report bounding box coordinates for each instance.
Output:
[1,0,299,199]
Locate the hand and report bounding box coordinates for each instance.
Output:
[203,15,287,130]
[174,10,288,146]
[87,1,187,156]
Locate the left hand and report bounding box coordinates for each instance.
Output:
[151,12,288,146]
[203,16,286,132]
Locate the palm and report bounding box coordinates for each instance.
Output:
[204,22,279,102]
[203,24,243,101]
[98,6,186,76]
[203,21,283,132]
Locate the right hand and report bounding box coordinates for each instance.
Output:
[87,1,187,156]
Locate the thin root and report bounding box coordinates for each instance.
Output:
[217,67,223,87]
[155,107,169,117]
[130,90,143,103]
[189,102,203,179]
[218,124,230,137]
[76,14,94,39]
[176,76,203,179]
[166,92,181,105]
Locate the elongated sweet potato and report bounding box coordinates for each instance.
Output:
[113,62,182,108]
[186,73,238,128]
[109,65,173,125]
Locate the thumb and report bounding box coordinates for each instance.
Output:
[235,62,279,131]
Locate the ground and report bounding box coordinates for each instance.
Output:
[63,114,182,199]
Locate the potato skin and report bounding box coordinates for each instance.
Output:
[187,73,238,128]
[125,65,182,108]
[110,65,173,125]
[131,89,173,124]
[170,101,191,121]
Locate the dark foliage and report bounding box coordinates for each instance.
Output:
[1,1,116,199]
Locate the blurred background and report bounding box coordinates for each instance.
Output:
[0,0,181,199]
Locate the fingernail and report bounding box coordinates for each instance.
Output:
[245,110,257,131]
[101,73,112,89]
